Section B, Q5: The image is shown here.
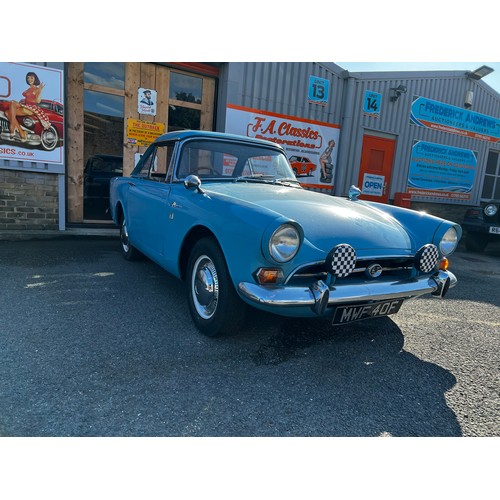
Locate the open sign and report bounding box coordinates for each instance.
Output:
[361,173,385,196]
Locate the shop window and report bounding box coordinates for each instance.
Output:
[83,65,125,221]
[84,62,125,90]
[482,151,500,200]
[168,105,201,132]
[169,72,202,103]
[168,71,203,132]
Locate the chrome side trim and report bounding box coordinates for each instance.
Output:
[238,271,457,312]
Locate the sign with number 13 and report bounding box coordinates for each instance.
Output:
[308,76,329,106]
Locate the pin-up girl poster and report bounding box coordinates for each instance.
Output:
[0,62,64,164]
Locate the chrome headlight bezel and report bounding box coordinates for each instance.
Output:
[22,116,36,128]
[439,227,459,256]
[484,203,498,217]
[268,223,301,263]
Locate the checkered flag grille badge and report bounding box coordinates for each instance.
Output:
[327,244,357,278]
[416,244,439,273]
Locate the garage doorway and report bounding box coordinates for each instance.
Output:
[357,134,396,203]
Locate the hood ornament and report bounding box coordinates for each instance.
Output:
[348,185,362,201]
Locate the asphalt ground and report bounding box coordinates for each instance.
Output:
[1,235,498,439]
[1,235,498,498]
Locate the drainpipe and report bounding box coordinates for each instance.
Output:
[334,71,356,196]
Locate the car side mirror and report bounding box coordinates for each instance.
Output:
[184,174,204,194]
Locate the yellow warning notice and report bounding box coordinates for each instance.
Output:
[126,119,165,146]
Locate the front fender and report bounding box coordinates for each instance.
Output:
[175,189,291,288]
[365,201,462,253]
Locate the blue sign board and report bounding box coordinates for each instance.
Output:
[308,76,329,106]
[363,90,381,116]
[410,96,500,143]
[408,140,477,200]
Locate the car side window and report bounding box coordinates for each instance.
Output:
[135,142,176,182]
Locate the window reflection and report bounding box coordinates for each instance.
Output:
[84,62,125,90]
[169,72,202,103]
[168,105,201,132]
[84,89,124,117]
[83,89,124,220]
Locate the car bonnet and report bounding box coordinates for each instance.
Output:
[204,183,413,253]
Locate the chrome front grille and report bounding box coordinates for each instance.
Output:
[286,257,415,286]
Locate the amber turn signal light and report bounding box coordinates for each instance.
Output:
[439,257,449,271]
[256,268,284,284]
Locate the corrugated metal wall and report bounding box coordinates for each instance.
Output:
[218,62,345,129]
[341,71,500,205]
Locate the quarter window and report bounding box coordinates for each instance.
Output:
[135,142,176,181]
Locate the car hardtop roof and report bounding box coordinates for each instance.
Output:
[154,129,285,150]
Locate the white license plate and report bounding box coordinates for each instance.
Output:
[332,299,404,325]
[489,226,500,235]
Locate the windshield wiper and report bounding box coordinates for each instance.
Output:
[273,177,302,187]
[234,174,276,183]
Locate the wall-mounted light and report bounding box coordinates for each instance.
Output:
[390,84,407,102]
[464,90,474,109]
[467,65,494,80]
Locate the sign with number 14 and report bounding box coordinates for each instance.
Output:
[364,90,382,117]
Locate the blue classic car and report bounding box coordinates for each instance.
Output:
[110,130,461,337]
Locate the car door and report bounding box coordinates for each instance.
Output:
[126,143,174,260]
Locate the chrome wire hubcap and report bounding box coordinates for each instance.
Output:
[121,221,130,253]
[192,255,219,319]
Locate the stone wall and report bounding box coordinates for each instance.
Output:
[0,170,59,230]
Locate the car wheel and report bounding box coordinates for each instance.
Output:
[187,238,246,337]
[120,218,142,261]
[465,232,489,253]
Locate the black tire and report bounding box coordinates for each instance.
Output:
[465,232,489,253]
[120,218,142,261]
[186,238,246,337]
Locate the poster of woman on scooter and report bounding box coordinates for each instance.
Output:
[0,62,64,165]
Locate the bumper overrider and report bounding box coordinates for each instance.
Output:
[238,243,457,318]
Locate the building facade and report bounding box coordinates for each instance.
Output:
[1,61,499,232]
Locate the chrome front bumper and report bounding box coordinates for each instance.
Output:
[238,270,457,316]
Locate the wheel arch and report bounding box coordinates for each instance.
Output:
[114,201,124,225]
[179,225,220,281]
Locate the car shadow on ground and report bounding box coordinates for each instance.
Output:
[200,310,462,437]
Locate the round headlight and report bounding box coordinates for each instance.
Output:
[23,116,36,128]
[439,227,458,256]
[269,224,300,262]
[484,204,498,217]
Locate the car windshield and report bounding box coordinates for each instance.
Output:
[176,138,299,185]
